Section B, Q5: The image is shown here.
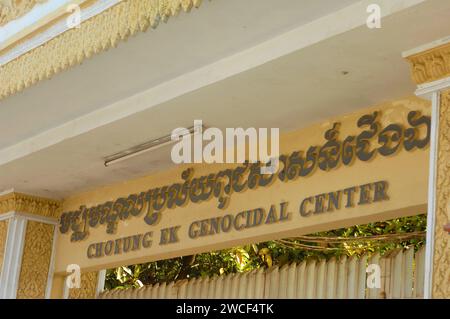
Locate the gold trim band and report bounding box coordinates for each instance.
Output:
[0,0,49,27]
[406,42,450,85]
[0,192,61,218]
[0,0,205,100]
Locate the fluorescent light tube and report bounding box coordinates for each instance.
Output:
[104,125,202,167]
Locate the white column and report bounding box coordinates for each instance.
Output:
[0,211,59,299]
[415,77,450,299]
[96,270,106,297]
[0,213,27,299]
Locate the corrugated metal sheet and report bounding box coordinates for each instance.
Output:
[98,246,425,299]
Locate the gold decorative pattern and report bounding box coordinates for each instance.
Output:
[0,0,48,26]
[16,221,54,299]
[0,220,8,275]
[0,0,206,100]
[68,271,98,299]
[406,42,450,85]
[433,90,450,298]
[0,192,61,218]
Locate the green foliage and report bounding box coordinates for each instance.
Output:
[104,214,426,291]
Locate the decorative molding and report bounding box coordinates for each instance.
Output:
[406,42,450,85]
[0,192,61,218]
[0,213,56,299]
[68,271,98,299]
[0,0,206,101]
[16,221,54,299]
[0,220,8,275]
[0,0,48,26]
[433,89,450,298]
[0,0,121,67]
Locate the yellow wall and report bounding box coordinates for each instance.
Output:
[0,220,8,276]
[53,96,431,277]
[432,90,450,298]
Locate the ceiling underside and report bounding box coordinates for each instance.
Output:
[0,0,448,199]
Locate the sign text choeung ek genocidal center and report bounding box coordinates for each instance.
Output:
[58,110,430,258]
[86,180,389,259]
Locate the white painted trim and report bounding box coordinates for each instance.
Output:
[0,211,15,221]
[0,0,427,167]
[0,189,15,197]
[0,211,58,298]
[2,0,425,67]
[402,36,450,58]
[0,0,120,66]
[62,277,70,299]
[415,77,450,100]
[0,211,57,224]
[0,215,27,299]
[423,92,440,299]
[45,224,59,299]
[14,211,58,225]
[8,216,26,300]
[415,73,450,299]
[96,270,106,298]
[0,0,81,46]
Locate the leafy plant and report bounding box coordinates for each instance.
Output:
[104,214,426,291]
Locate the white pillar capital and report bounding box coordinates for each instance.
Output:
[0,191,60,299]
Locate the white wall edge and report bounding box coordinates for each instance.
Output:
[423,91,439,299]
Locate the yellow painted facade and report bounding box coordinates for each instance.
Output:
[68,272,98,299]
[406,42,450,298]
[406,41,450,86]
[0,220,8,275]
[0,0,448,300]
[52,96,430,282]
[0,96,428,299]
[0,192,60,217]
[16,221,54,299]
[0,93,442,300]
[0,193,60,298]
[432,89,450,298]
